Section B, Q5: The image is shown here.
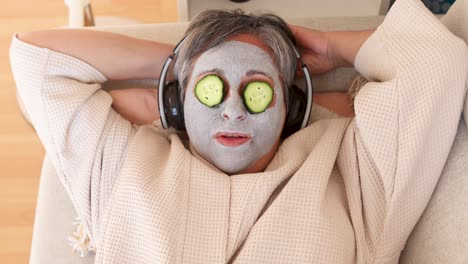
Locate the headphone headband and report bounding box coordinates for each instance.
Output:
[158,54,173,129]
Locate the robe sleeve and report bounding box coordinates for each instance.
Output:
[9,35,136,245]
[345,0,467,261]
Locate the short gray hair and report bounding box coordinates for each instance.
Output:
[173,9,297,106]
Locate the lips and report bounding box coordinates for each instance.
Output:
[215,132,251,147]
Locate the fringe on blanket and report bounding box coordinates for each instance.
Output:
[68,216,96,257]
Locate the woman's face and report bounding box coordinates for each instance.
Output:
[183,36,286,174]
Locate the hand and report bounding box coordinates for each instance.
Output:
[289,25,340,75]
[109,88,159,125]
[290,25,375,74]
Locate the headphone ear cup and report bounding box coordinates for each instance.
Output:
[281,84,306,139]
[162,81,185,130]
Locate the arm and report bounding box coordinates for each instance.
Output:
[308,30,373,118]
[312,92,355,117]
[10,30,173,246]
[347,15,466,260]
[294,1,467,260]
[18,29,174,80]
[290,25,373,117]
[289,24,373,74]
[18,29,172,126]
[109,88,159,125]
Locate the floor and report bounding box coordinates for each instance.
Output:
[0,1,177,262]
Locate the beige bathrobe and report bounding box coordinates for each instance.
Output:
[10,0,468,263]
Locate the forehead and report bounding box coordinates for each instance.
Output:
[191,40,278,78]
[226,33,274,55]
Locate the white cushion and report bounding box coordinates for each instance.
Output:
[399,119,468,264]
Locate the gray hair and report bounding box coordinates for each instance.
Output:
[173,9,297,107]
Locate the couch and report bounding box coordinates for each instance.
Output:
[19,15,467,264]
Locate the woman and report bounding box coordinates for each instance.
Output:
[10,0,467,262]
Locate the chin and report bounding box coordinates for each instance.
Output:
[192,137,280,175]
[219,166,243,175]
[211,157,252,175]
[209,149,271,175]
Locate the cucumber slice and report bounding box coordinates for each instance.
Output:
[243,81,274,114]
[194,75,224,107]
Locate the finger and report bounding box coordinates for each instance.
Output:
[296,59,322,76]
[295,62,304,77]
[288,24,308,43]
[288,23,299,34]
[289,24,320,43]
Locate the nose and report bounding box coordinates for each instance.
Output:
[222,96,247,121]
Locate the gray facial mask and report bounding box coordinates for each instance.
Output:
[184,41,285,174]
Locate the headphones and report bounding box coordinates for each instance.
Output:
[158,37,313,139]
